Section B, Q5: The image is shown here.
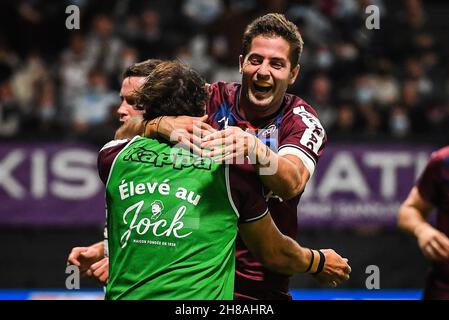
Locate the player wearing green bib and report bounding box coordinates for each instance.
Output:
[104,136,250,299]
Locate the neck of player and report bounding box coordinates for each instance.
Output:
[238,92,283,123]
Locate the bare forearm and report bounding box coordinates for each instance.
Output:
[398,205,430,238]
[253,138,304,199]
[398,187,433,238]
[239,215,350,286]
[398,187,449,261]
[257,155,303,199]
[262,235,317,275]
[239,216,318,275]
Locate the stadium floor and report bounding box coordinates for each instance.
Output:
[0,289,422,300]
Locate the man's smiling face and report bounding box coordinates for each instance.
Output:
[239,35,299,117]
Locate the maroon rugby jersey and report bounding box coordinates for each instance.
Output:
[207,82,327,299]
[416,146,449,300]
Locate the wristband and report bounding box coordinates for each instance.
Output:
[304,249,314,273]
[144,116,163,138]
[312,250,325,275]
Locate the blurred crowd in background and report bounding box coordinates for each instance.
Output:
[0,0,448,147]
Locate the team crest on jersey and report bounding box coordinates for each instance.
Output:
[257,125,279,152]
[258,124,277,138]
[150,200,164,220]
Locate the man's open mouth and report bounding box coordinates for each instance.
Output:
[253,81,273,93]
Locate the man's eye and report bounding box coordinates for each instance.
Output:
[126,98,136,105]
[133,103,144,110]
[250,58,261,65]
[271,62,283,69]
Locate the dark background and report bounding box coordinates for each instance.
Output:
[0,227,428,290]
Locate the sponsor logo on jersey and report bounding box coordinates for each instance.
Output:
[120,200,193,248]
[150,200,164,220]
[123,146,212,170]
[258,124,277,138]
[293,105,325,155]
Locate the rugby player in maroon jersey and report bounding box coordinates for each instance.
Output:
[399,146,449,299]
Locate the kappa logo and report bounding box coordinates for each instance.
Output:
[123,146,212,170]
[150,200,164,221]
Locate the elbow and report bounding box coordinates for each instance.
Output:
[397,205,408,231]
[256,245,296,275]
[282,167,305,199]
[281,180,303,200]
[257,250,286,273]
[262,258,296,276]
[257,251,277,270]
[282,187,299,200]
[260,259,276,271]
[260,257,291,275]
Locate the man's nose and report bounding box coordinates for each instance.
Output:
[256,62,270,79]
[117,103,126,115]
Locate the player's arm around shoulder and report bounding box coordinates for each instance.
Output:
[199,127,312,200]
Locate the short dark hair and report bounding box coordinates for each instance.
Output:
[123,59,163,79]
[241,13,304,67]
[136,60,208,120]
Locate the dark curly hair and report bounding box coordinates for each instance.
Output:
[242,13,304,68]
[135,60,208,121]
[123,59,163,79]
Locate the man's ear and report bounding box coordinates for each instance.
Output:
[239,55,244,73]
[289,64,300,85]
